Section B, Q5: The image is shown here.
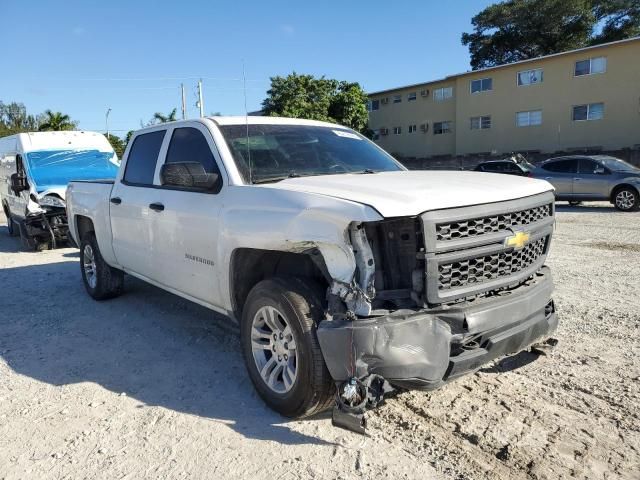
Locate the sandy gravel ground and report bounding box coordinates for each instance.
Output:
[0,203,638,480]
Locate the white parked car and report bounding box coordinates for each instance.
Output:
[0,131,118,250]
[66,117,558,431]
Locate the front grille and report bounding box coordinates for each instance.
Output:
[436,204,552,241]
[438,236,547,290]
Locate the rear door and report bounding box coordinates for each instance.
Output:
[149,123,226,306]
[540,159,577,198]
[110,128,167,279]
[573,158,610,199]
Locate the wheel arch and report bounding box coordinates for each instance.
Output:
[229,248,331,321]
[610,183,639,202]
[75,215,95,241]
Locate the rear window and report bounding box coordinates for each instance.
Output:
[123,130,166,185]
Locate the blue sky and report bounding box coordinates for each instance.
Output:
[2,0,494,136]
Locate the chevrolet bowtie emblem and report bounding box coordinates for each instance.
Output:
[505,231,530,250]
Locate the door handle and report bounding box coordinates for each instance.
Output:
[544,177,552,180]
[573,178,581,181]
[110,197,122,205]
[149,202,165,212]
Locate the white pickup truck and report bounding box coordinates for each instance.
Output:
[66,116,558,431]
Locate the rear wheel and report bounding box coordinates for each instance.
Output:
[80,232,124,300]
[613,187,639,212]
[240,277,334,418]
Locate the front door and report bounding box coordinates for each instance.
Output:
[149,123,226,307]
[110,128,167,279]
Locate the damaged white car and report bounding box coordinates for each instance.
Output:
[66,117,558,433]
[0,131,118,250]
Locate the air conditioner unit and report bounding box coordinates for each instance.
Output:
[379,128,389,136]
[420,123,429,133]
[420,89,430,97]
[380,97,389,105]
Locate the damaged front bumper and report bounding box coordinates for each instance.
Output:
[317,267,557,390]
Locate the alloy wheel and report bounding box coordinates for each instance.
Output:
[615,190,635,210]
[83,244,97,289]
[250,306,298,394]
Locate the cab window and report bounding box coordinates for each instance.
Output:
[123,130,166,185]
[165,127,220,176]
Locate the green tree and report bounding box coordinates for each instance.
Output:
[38,110,77,131]
[261,73,369,133]
[106,134,126,158]
[0,101,41,136]
[462,0,640,69]
[151,108,178,124]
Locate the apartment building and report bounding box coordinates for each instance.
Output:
[367,37,640,159]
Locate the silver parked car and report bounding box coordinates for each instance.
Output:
[532,155,640,211]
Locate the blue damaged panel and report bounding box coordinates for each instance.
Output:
[23,149,119,193]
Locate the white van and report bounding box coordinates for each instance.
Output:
[0,131,118,250]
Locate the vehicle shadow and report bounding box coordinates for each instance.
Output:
[554,203,616,214]
[0,228,333,446]
[480,350,540,374]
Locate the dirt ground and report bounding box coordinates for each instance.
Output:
[1,203,638,480]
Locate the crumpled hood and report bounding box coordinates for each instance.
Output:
[262,170,554,217]
[38,186,67,201]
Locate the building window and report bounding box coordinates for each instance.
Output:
[393,126,402,135]
[407,92,417,101]
[369,99,379,111]
[393,94,402,104]
[433,121,452,135]
[572,103,604,121]
[433,87,453,101]
[516,110,542,127]
[517,68,543,86]
[470,78,492,94]
[408,124,417,133]
[470,116,491,130]
[575,57,607,76]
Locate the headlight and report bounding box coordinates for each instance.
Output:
[38,195,66,208]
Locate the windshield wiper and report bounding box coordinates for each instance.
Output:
[252,172,301,184]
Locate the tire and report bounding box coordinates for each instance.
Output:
[2,203,18,237]
[613,186,639,212]
[568,201,582,207]
[79,232,124,300]
[240,277,335,418]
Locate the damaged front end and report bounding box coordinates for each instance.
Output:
[20,193,69,250]
[318,193,559,433]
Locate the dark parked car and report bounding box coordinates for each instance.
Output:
[531,155,640,211]
[474,156,535,176]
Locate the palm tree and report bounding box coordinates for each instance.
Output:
[38,110,76,131]
[152,108,178,124]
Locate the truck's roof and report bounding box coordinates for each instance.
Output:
[208,116,343,128]
[6,131,113,153]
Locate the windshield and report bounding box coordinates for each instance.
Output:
[24,149,119,191]
[594,156,639,173]
[219,124,404,184]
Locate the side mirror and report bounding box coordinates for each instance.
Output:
[594,166,606,175]
[10,173,29,194]
[160,162,219,191]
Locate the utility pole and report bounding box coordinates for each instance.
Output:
[105,108,112,139]
[181,83,187,120]
[197,79,204,117]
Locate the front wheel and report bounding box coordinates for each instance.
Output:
[613,187,639,212]
[79,233,124,300]
[240,278,335,418]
